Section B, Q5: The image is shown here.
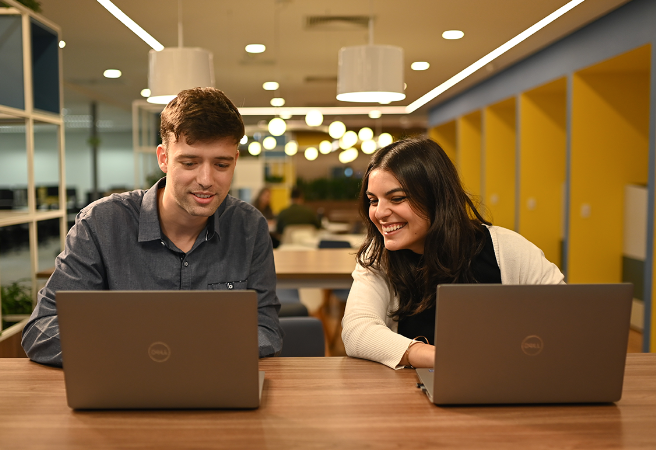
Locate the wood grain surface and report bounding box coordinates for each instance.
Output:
[274,248,356,280]
[1,355,655,449]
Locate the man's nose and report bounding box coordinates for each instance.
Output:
[197,163,212,187]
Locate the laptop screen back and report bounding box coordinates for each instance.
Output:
[428,284,632,405]
[57,290,260,410]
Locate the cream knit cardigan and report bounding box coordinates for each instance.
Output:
[341,226,565,369]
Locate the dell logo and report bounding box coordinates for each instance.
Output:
[148,342,171,362]
[521,335,544,356]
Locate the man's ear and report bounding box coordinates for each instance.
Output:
[156,145,168,173]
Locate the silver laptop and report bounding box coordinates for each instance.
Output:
[416,284,633,405]
[57,290,264,410]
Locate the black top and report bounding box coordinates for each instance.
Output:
[397,227,501,345]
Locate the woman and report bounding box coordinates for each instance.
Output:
[341,138,563,369]
[252,187,274,221]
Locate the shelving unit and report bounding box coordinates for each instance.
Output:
[0,1,65,336]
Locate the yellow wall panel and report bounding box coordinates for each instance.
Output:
[569,71,649,283]
[430,121,457,165]
[457,111,482,199]
[484,99,516,230]
[518,79,567,268]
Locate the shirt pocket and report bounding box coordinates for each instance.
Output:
[207,280,248,291]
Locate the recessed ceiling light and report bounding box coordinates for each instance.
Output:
[263,81,279,91]
[103,69,122,78]
[411,62,430,71]
[140,88,151,97]
[407,0,586,112]
[240,135,248,145]
[368,110,382,119]
[59,40,66,48]
[245,44,266,54]
[270,98,285,107]
[279,111,292,119]
[442,30,465,40]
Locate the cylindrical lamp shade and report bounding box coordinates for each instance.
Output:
[337,45,405,103]
[148,48,215,104]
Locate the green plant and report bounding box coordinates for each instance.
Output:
[1,279,32,330]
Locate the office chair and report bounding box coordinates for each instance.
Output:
[279,317,325,357]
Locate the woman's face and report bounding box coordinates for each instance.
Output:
[366,169,430,254]
[260,189,270,204]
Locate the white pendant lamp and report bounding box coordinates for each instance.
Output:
[147,1,214,104]
[148,48,214,104]
[337,18,405,103]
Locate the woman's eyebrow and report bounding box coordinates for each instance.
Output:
[385,188,405,196]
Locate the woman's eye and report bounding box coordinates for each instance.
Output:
[368,198,378,206]
[391,196,406,203]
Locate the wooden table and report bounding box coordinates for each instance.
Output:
[1,355,655,449]
[274,248,356,289]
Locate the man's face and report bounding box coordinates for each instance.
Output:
[156,135,239,222]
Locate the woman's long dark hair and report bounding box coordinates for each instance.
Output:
[356,138,490,320]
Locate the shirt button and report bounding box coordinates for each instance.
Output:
[227,282,233,289]
[160,241,165,246]
[184,261,189,267]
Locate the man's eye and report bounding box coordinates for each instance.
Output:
[182,162,194,167]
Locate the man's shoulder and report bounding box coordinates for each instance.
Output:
[78,189,147,221]
[221,195,263,218]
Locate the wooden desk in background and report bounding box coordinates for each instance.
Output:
[1,355,655,449]
[274,248,356,289]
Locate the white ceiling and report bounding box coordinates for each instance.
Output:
[33,0,630,131]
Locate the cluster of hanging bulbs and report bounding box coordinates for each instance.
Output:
[244,113,393,164]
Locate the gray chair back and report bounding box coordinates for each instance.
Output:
[279,317,325,357]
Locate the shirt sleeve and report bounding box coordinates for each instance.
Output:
[489,226,565,285]
[248,215,284,357]
[341,263,414,369]
[21,213,107,367]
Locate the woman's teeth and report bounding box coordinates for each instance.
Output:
[382,223,406,233]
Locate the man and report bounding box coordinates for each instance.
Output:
[22,88,283,366]
[275,187,321,236]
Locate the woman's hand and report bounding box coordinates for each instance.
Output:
[400,342,435,368]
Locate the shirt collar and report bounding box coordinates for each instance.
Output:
[137,177,225,243]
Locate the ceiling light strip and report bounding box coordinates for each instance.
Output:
[238,106,407,116]
[97,0,164,51]
[406,0,585,113]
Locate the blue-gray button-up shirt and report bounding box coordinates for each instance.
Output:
[22,179,283,366]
